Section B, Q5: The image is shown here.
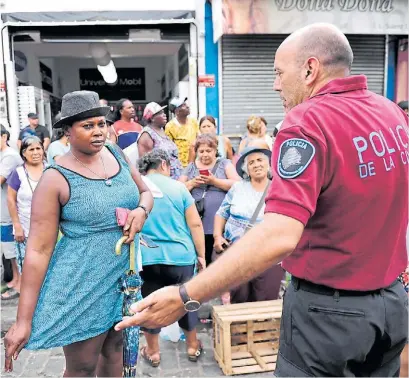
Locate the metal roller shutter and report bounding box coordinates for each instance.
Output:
[221,34,385,137]
[221,35,285,136]
[348,35,386,95]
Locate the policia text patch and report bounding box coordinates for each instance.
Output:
[277,138,315,179]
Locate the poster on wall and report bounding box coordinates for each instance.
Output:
[79,68,146,101]
[40,62,53,93]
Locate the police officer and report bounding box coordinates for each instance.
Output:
[116,23,409,376]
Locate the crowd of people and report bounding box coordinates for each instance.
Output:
[1,21,408,378]
[1,81,286,374]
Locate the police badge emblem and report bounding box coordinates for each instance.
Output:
[277,138,315,179]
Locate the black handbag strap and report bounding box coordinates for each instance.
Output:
[196,159,222,199]
[245,181,271,233]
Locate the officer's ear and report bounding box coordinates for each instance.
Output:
[304,57,319,85]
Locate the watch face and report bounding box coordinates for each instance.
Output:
[184,300,201,312]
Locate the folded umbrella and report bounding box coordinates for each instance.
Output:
[116,236,143,378]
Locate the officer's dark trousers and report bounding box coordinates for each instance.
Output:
[275,277,408,377]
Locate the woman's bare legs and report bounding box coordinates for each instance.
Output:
[96,327,123,377]
[63,332,107,377]
[142,332,160,364]
[63,328,123,377]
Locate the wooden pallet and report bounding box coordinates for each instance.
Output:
[212,300,283,376]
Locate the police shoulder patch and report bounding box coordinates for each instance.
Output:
[277,138,315,179]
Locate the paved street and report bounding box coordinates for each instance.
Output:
[1,298,272,377]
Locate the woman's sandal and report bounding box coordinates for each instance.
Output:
[1,288,20,300]
[187,340,203,362]
[140,346,160,368]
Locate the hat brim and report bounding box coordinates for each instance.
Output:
[236,147,272,178]
[145,105,168,120]
[53,106,110,129]
[153,105,167,116]
[176,97,188,108]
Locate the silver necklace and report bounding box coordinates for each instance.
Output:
[70,151,112,186]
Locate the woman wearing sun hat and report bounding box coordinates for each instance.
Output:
[214,146,284,304]
[4,91,153,376]
[138,102,183,179]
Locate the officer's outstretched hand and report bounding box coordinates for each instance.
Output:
[115,286,185,331]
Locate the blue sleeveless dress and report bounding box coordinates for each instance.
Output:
[25,145,141,350]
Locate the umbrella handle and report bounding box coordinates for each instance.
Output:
[115,236,136,272]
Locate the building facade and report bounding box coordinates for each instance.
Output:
[0,0,207,141]
[205,0,408,139]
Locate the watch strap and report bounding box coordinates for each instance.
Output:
[179,284,190,304]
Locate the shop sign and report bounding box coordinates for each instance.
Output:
[40,62,53,93]
[275,0,393,12]
[198,74,216,87]
[212,0,408,40]
[79,67,146,101]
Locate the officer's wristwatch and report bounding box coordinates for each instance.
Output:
[179,284,201,312]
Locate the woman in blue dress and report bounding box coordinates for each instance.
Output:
[4,91,153,377]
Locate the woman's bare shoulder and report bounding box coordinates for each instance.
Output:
[39,168,70,205]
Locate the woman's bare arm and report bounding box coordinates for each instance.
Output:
[121,152,154,243]
[126,155,153,212]
[208,162,240,192]
[225,137,234,160]
[213,215,229,252]
[7,187,25,242]
[185,204,205,260]
[238,139,246,154]
[7,187,21,230]
[16,169,66,324]
[188,143,196,164]
[137,132,154,158]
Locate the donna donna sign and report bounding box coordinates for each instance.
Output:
[275,0,394,12]
[79,67,146,101]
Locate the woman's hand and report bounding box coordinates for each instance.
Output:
[199,173,217,186]
[197,256,206,272]
[123,208,147,244]
[214,236,230,253]
[190,177,206,189]
[4,321,32,372]
[13,223,25,243]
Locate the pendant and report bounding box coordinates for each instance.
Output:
[105,179,112,186]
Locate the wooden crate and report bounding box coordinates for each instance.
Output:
[212,299,282,376]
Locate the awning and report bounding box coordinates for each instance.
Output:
[1,10,195,24]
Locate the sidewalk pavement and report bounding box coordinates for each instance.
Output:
[1,297,272,377]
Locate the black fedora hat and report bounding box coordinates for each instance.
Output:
[53,91,110,129]
[236,146,272,178]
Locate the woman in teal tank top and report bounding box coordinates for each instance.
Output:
[4,91,154,377]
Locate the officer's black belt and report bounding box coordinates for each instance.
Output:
[291,276,398,297]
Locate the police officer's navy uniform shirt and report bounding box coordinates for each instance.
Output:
[265,75,408,291]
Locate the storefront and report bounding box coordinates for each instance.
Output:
[0,0,206,141]
[210,0,408,138]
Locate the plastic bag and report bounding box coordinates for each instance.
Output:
[159,322,184,343]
